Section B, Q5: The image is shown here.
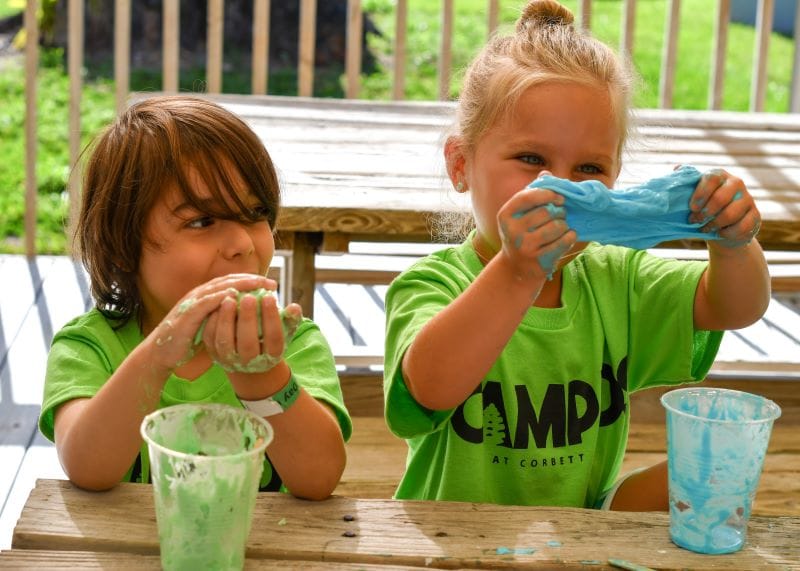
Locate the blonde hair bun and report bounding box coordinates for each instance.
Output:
[517,0,574,32]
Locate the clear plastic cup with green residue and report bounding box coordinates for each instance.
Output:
[661,388,781,554]
[141,403,273,570]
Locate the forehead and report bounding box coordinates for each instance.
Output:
[169,159,251,203]
[493,81,621,150]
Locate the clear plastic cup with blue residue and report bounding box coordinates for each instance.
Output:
[661,388,781,554]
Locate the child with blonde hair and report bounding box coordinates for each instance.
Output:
[41,95,351,499]
[384,0,769,510]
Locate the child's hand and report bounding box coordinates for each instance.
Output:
[688,169,761,249]
[148,274,274,371]
[497,181,576,279]
[201,290,303,374]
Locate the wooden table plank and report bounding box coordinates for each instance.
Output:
[0,549,419,570]
[12,479,800,569]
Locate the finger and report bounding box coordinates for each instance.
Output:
[235,294,261,362]
[281,303,303,341]
[717,208,761,245]
[508,187,566,215]
[694,178,749,228]
[190,274,272,301]
[513,203,567,229]
[213,296,238,359]
[700,195,751,234]
[536,230,578,275]
[178,288,240,344]
[260,295,285,358]
[689,169,727,215]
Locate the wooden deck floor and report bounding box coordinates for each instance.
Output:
[1,253,798,549]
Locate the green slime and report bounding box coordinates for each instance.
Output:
[192,288,301,373]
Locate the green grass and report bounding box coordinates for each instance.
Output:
[0,0,796,254]
[360,0,795,110]
[0,1,19,20]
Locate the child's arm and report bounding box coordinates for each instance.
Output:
[606,461,669,511]
[202,295,346,500]
[689,170,771,330]
[402,187,576,411]
[53,274,273,491]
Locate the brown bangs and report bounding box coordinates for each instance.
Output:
[172,147,278,226]
[165,103,280,227]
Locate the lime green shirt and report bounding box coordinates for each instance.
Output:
[41,309,352,489]
[384,240,722,507]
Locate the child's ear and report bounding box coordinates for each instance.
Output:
[444,136,468,192]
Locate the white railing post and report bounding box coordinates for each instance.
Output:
[751,0,774,112]
[659,0,681,109]
[68,0,84,253]
[579,0,592,31]
[252,0,270,95]
[708,0,730,110]
[345,0,363,99]
[392,0,407,100]
[163,0,180,93]
[620,0,636,57]
[438,0,453,101]
[114,0,130,115]
[487,0,499,38]
[24,0,39,257]
[207,0,224,94]
[298,0,317,97]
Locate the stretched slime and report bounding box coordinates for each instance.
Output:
[527,165,722,250]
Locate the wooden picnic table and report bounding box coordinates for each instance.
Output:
[180,94,800,317]
[5,479,799,570]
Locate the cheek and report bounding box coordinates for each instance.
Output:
[255,226,276,266]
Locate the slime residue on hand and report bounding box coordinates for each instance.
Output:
[191,288,301,373]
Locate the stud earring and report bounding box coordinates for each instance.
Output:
[456,181,465,192]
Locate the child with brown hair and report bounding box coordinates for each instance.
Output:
[384,0,769,509]
[40,95,350,499]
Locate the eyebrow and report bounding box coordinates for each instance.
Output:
[171,199,215,216]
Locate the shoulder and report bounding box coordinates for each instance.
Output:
[53,308,125,343]
[389,241,478,295]
[50,308,139,369]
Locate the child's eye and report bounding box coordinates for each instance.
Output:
[518,154,544,166]
[186,216,215,229]
[578,164,603,175]
[251,205,271,219]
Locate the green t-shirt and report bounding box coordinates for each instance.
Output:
[384,239,723,507]
[41,309,352,489]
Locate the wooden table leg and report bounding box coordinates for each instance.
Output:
[289,232,322,318]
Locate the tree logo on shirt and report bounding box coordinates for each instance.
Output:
[450,358,628,449]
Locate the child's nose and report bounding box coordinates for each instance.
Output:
[221,221,256,258]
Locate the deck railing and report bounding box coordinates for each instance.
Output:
[21,0,800,257]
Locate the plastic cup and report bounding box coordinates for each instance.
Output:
[140,403,273,570]
[661,387,781,554]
